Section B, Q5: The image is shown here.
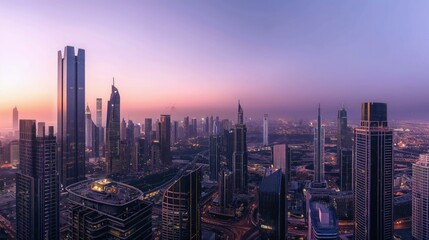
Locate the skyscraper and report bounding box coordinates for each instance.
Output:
[120,118,126,141]
[162,168,201,240]
[173,120,178,144]
[13,106,18,136]
[259,169,286,240]
[144,118,152,142]
[272,144,290,182]
[314,105,325,183]
[16,120,59,240]
[106,82,121,174]
[37,122,45,137]
[412,154,429,239]
[209,134,221,181]
[85,105,93,148]
[67,179,152,239]
[96,98,104,148]
[337,107,353,191]
[57,46,85,186]
[218,169,233,212]
[233,102,248,193]
[160,115,171,165]
[263,114,268,146]
[354,102,393,239]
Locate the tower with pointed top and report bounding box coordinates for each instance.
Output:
[57,46,85,187]
[13,106,18,136]
[85,105,93,148]
[233,101,248,193]
[106,81,121,174]
[314,105,325,183]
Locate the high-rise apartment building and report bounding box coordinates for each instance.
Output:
[412,154,429,239]
[160,115,171,165]
[57,46,85,186]
[314,105,325,183]
[162,168,201,240]
[263,114,268,146]
[67,179,152,239]
[354,102,393,239]
[16,120,59,240]
[233,102,248,193]
[106,83,121,174]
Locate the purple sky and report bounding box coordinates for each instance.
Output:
[1,1,429,129]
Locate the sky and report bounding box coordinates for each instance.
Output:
[1,1,429,130]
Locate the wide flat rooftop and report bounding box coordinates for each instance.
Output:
[66,179,142,206]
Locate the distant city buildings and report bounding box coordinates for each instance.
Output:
[67,179,152,239]
[144,118,152,142]
[57,46,86,187]
[259,169,286,240]
[354,102,393,239]
[162,168,201,240]
[106,82,121,174]
[412,154,429,239]
[233,102,248,193]
[16,120,59,240]
[314,105,325,183]
[263,114,268,146]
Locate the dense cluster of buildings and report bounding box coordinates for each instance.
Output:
[3,45,428,240]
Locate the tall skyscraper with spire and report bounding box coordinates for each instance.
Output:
[313,105,325,183]
[16,120,59,240]
[354,102,393,239]
[57,46,85,186]
[233,101,248,193]
[263,114,268,146]
[106,81,121,174]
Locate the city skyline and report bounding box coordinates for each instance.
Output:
[2,1,429,129]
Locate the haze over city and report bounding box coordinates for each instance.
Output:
[1,1,429,129]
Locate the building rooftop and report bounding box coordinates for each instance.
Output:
[66,179,142,206]
[310,200,338,233]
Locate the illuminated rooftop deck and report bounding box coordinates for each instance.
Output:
[66,179,143,206]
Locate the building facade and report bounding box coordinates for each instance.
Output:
[16,120,59,240]
[314,105,325,183]
[412,154,429,239]
[354,102,393,239]
[160,115,171,165]
[162,168,201,240]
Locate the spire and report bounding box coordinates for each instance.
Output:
[237,100,244,125]
[113,77,115,86]
[318,104,321,129]
[85,104,90,113]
